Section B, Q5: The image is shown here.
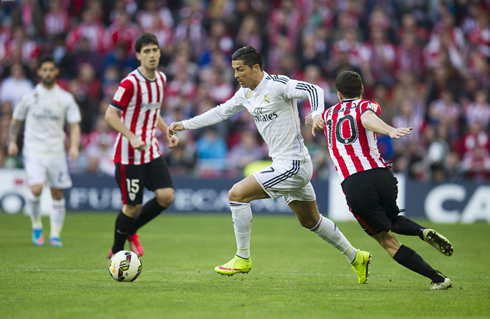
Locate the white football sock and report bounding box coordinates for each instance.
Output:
[29,195,42,229]
[50,199,66,238]
[230,201,253,259]
[310,215,357,263]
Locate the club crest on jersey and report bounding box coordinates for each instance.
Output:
[367,102,379,112]
[114,87,125,102]
[264,95,270,104]
[245,90,253,99]
[129,193,136,201]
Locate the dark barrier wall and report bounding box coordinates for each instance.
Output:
[65,174,489,223]
[66,174,293,214]
[0,170,488,223]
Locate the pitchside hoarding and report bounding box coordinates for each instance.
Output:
[0,169,488,223]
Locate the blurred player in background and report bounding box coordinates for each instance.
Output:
[8,54,81,247]
[169,46,371,284]
[106,33,178,258]
[307,71,453,290]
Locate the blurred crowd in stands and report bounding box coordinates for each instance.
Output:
[0,0,489,182]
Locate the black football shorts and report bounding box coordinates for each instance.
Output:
[341,167,400,235]
[115,156,173,206]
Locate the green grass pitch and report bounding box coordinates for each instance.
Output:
[1,212,489,319]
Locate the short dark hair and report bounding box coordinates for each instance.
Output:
[38,54,57,69]
[335,71,363,99]
[135,32,159,53]
[231,46,262,70]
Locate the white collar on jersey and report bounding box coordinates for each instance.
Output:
[252,71,268,92]
[36,83,58,92]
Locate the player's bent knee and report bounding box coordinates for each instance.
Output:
[228,184,244,202]
[156,189,174,207]
[157,195,173,207]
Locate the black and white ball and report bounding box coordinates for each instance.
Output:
[108,250,142,282]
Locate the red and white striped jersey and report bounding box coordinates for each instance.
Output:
[110,68,167,165]
[323,98,388,182]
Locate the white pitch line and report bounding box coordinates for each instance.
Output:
[6,269,488,279]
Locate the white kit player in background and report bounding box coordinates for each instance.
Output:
[8,54,81,247]
[168,46,371,283]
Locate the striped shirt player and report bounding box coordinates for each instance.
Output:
[106,33,178,259]
[323,98,388,182]
[316,70,453,290]
[110,68,166,165]
[168,46,370,282]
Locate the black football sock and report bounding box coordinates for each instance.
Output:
[393,245,444,283]
[129,198,166,235]
[112,211,134,253]
[391,216,425,240]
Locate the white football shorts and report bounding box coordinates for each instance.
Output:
[24,155,73,189]
[253,159,316,204]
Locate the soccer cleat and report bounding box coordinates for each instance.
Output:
[351,249,372,284]
[214,255,252,276]
[431,277,452,290]
[49,237,63,247]
[108,248,114,259]
[32,228,45,246]
[424,229,453,256]
[127,233,144,257]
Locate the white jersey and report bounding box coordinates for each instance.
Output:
[182,72,324,161]
[13,84,81,159]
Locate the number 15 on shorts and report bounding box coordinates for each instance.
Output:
[126,178,140,193]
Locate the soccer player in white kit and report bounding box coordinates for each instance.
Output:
[168,46,371,283]
[8,54,81,247]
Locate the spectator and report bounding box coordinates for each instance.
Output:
[359,27,395,87]
[166,134,196,177]
[428,89,462,139]
[104,10,141,56]
[465,90,490,129]
[10,0,43,39]
[84,117,117,176]
[5,26,41,66]
[227,131,265,174]
[66,10,106,54]
[76,62,102,101]
[196,128,227,177]
[0,62,33,107]
[236,15,263,52]
[73,38,104,78]
[393,32,425,80]
[43,0,70,39]
[136,0,174,32]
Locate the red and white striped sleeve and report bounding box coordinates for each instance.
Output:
[360,100,381,116]
[110,79,135,111]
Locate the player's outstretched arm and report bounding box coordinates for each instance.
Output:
[7,119,22,156]
[167,122,185,137]
[361,111,412,139]
[105,106,145,151]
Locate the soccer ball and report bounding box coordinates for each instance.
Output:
[108,250,142,282]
